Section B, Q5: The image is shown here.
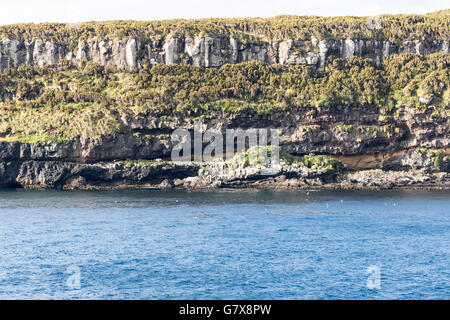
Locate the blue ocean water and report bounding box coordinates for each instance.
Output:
[0,188,448,299]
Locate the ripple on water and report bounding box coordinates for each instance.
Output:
[0,188,448,299]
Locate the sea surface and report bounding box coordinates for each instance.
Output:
[0,188,448,299]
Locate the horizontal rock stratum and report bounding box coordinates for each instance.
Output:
[0,11,449,70]
[0,36,448,71]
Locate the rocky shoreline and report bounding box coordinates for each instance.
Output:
[0,157,448,190]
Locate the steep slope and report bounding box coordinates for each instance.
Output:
[0,11,448,71]
[0,11,448,189]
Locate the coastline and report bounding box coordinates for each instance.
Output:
[1,159,448,190]
[0,12,448,193]
[0,9,449,301]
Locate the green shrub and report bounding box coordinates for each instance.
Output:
[0,51,448,141]
[302,154,344,172]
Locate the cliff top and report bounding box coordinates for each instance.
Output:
[1,10,449,42]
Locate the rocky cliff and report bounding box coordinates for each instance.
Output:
[0,11,449,71]
[0,104,448,189]
[0,105,448,164]
[0,35,448,72]
[0,12,449,189]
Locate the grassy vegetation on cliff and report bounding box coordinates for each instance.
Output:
[0,52,448,141]
[0,10,448,43]
[232,146,344,172]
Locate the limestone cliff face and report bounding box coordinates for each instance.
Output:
[0,36,448,71]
